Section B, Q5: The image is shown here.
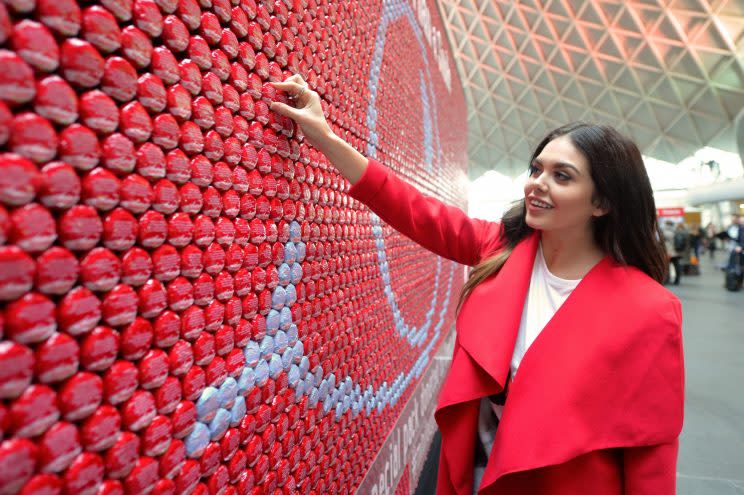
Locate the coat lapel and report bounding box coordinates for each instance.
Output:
[449,232,540,400]
[435,232,683,495]
[479,256,683,492]
[433,342,494,494]
[434,233,539,495]
[478,255,613,489]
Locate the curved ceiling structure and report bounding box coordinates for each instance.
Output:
[437,0,744,178]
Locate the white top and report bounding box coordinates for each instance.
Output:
[490,242,582,420]
[512,243,582,375]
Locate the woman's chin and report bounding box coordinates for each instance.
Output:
[525,215,543,230]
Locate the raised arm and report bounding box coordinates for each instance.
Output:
[346,158,501,265]
[270,75,502,266]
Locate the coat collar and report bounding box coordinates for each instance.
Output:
[434,232,683,494]
[434,232,541,494]
[443,231,616,400]
[450,232,539,396]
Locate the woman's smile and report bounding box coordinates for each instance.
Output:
[526,196,554,211]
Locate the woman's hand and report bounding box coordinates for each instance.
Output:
[271,74,368,185]
[270,74,335,153]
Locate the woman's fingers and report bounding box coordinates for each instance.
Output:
[269,101,302,121]
[287,73,305,84]
[268,75,336,151]
[270,80,301,91]
[270,80,306,97]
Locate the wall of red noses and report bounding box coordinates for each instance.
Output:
[0,0,467,494]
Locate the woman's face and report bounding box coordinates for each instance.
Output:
[523,135,607,234]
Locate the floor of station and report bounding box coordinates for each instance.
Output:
[672,252,744,494]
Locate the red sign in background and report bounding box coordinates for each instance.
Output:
[0,0,467,494]
[657,207,685,217]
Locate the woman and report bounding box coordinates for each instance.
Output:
[689,224,702,261]
[271,75,684,495]
[705,222,717,259]
[662,220,682,285]
[673,223,693,275]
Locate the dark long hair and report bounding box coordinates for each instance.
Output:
[457,122,668,311]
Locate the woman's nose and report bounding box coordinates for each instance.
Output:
[533,174,548,191]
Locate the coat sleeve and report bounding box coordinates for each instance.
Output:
[622,440,679,494]
[347,158,503,266]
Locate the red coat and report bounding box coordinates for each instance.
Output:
[349,159,685,495]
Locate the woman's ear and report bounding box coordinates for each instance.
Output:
[592,207,609,218]
[592,197,610,218]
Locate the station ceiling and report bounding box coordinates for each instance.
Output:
[437,0,744,178]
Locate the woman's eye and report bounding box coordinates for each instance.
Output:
[555,172,570,181]
[528,164,539,176]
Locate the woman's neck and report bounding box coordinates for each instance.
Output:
[540,228,606,279]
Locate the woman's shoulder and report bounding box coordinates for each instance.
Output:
[609,263,682,328]
[623,261,676,290]
[476,226,538,264]
[476,222,507,259]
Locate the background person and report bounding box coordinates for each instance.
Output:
[673,222,692,275]
[663,220,682,284]
[704,222,718,259]
[719,214,743,252]
[723,215,744,290]
[689,223,702,262]
[270,75,684,495]
[731,214,744,248]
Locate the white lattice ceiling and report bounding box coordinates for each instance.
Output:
[437,0,744,178]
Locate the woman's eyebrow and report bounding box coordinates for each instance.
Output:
[533,158,581,175]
